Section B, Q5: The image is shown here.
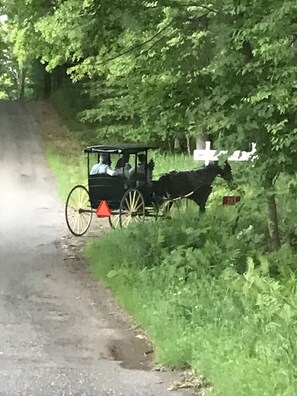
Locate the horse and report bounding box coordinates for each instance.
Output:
[157,161,233,213]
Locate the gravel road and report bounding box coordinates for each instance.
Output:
[0,101,191,396]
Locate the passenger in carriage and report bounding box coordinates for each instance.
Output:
[90,153,116,176]
[115,153,132,177]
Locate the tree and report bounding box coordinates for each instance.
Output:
[0,18,18,99]
[193,0,297,250]
[1,0,62,98]
[3,0,297,249]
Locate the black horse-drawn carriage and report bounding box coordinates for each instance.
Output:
[65,143,233,236]
[65,144,179,236]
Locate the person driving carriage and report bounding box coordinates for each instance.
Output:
[90,153,115,176]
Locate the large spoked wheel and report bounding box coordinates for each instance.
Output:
[65,185,93,236]
[108,212,121,229]
[159,199,180,220]
[119,188,145,228]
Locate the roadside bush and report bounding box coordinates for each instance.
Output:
[86,202,297,396]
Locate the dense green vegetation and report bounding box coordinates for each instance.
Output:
[85,168,297,396]
[2,0,297,248]
[0,16,18,99]
[2,0,297,394]
[86,208,297,396]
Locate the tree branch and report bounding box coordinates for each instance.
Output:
[138,32,172,58]
[97,22,173,66]
[94,2,213,68]
[144,2,217,13]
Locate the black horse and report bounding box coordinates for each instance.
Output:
[157,161,233,213]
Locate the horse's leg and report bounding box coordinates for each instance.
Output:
[189,195,204,214]
[192,185,213,214]
[199,204,206,214]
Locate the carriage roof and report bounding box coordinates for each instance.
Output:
[84,144,158,155]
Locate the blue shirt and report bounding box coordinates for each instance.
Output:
[90,163,115,176]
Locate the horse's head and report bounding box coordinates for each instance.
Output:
[218,161,233,183]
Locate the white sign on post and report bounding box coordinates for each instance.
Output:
[193,141,257,165]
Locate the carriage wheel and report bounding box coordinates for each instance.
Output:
[65,185,93,236]
[119,188,145,228]
[159,199,180,220]
[108,212,121,229]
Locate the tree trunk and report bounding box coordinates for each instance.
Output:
[174,137,181,151]
[19,68,25,100]
[44,69,52,98]
[167,138,172,153]
[186,136,191,155]
[266,193,281,250]
[52,65,66,91]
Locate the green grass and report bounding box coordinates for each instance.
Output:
[85,207,297,396]
[46,144,86,201]
[151,151,198,176]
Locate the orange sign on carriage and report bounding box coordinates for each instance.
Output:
[96,201,111,217]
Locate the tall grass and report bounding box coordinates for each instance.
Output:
[151,151,198,176]
[86,206,297,396]
[46,144,86,200]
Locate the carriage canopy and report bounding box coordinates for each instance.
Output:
[84,144,158,155]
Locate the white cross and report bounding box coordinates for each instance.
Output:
[194,141,257,165]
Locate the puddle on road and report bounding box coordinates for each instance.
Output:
[108,336,154,370]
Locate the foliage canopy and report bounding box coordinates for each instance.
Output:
[2,0,297,248]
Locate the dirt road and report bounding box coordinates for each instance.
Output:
[0,101,190,395]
